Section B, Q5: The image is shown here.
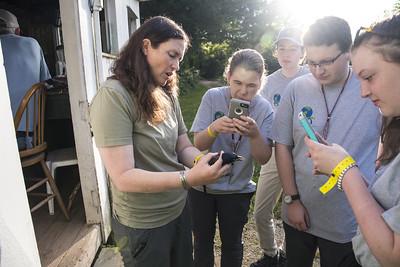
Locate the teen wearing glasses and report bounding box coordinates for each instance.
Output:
[272,16,381,267]
[252,27,308,267]
[305,15,400,267]
[189,49,274,267]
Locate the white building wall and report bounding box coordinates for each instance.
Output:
[101,0,140,82]
[115,0,140,49]
[0,43,41,267]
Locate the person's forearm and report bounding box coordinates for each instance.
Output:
[99,143,188,193]
[249,131,271,164]
[177,133,205,167]
[343,168,400,267]
[115,168,182,193]
[193,128,216,151]
[275,143,298,195]
[178,145,202,168]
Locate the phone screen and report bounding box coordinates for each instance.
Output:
[298,111,319,142]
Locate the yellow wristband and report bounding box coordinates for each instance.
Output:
[207,126,218,138]
[319,155,356,195]
[194,153,204,165]
[319,176,338,195]
[332,156,356,178]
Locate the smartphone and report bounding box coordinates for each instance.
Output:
[298,111,319,142]
[228,98,250,119]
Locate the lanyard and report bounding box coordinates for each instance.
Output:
[231,133,242,153]
[320,69,351,139]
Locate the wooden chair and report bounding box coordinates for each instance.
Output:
[14,82,69,220]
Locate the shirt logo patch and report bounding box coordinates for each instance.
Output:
[301,106,315,123]
[214,111,224,121]
[273,94,281,107]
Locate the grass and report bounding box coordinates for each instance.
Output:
[179,83,209,134]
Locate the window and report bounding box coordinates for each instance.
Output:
[127,7,138,37]
[99,0,118,54]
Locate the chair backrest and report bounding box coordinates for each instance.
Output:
[14,82,47,158]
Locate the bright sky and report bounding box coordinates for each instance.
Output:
[277,0,397,38]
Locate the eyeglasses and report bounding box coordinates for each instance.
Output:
[306,52,343,69]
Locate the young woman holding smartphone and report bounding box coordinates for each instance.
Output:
[189,49,274,267]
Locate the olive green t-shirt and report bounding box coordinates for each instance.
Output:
[89,79,187,229]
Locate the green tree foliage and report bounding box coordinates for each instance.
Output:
[179,66,200,95]
[140,0,286,81]
[198,41,232,80]
[395,0,400,12]
[140,0,281,48]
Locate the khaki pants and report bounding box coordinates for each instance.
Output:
[253,148,283,256]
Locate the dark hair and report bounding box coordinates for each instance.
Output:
[379,117,400,165]
[303,16,352,53]
[353,14,400,164]
[224,49,266,79]
[353,15,400,64]
[111,16,189,123]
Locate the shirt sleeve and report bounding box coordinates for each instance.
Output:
[382,203,400,234]
[271,83,294,146]
[174,97,188,136]
[190,89,214,133]
[89,86,134,147]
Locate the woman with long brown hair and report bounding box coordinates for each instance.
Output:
[89,16,230,267]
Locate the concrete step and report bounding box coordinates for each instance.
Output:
[93,247,123,267]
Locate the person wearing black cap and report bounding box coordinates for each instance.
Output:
[0,9,51,150]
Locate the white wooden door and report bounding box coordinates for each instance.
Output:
[59,0,111,241]
[0,42,41,267]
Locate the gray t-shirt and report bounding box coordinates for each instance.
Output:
[272,71,381,242]
[89,79,187,229]
[353,153,400,266]
[191,86,274,194]
[260,66,309,111]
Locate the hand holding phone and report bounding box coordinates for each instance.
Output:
[298,111,319,142]
[228,98,250,120]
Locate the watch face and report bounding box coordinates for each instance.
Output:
[284,195,292,204]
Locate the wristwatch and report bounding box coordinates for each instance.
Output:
[283,194,300,204]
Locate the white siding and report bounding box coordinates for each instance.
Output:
[101,0,140,80]
[115,0,140,50]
